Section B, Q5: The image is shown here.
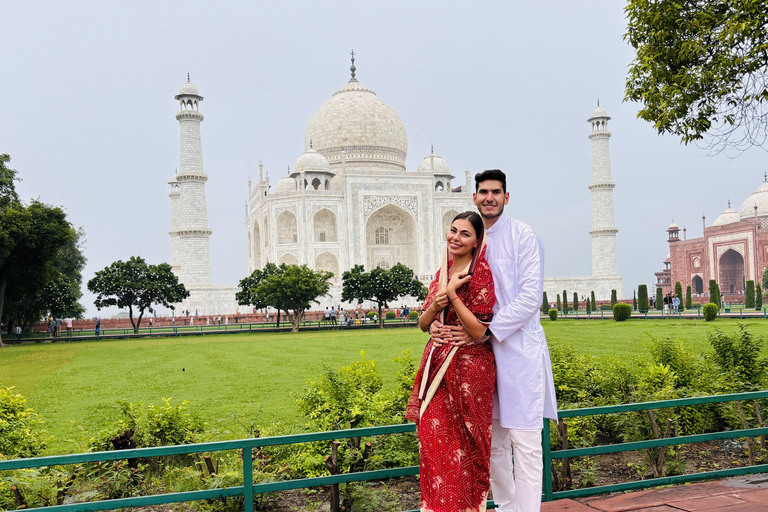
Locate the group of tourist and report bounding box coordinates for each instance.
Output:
[46,316,74,339]
[407,169,557,512]
[662,293,681,313]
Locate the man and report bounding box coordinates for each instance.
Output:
[14,324,22,343]
[324,307,331,325]
[432,169,558,512]
[672,294,680,314]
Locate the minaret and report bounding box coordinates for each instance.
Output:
[169,76,213,286]
[587,103,619,276]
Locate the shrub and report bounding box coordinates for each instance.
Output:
[600,304,612,311]
[638,285,649,312]
[366,311,376,320]
[656,287,663,310]
[757,284,763,310]
[613,303,631,321]
[591,291,596,312]
[709,280,720,308]
[633,290,637,311]
[586,297,591,314]
[675,281,684,311]
[708,325,767,388]
[746,280,756,308]
[573,292,579,312]
[409,310,418,320]
[542,291,549,314]
[385,311,395,320]
[686,285,692,310]
[548,308,558,321]
[610,290,617,308]
[0,387,48,458]
[562,290,569,313]
[556,294,561,311]
[703,303,718,321]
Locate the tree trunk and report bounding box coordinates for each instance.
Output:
[291,309,303,333]
[276,309,281,328]
[135,310,144,334]
[0,274,6,346]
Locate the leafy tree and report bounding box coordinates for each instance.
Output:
[342,263,427,328]
[556,294,561,312]
[763,267,768,291]
[610,289,617,308]
[746,280,756,309]
[656,287,663,310]
[638,284,649,312]
[541,291,549,315]
[633,290,637,311]
[710,280,720,308]
[237,263,282,325]
[573,292,579,313]
[88,256,189,333]
[675,281,684,312]
[258,264,333,332]
[586,296,592,314]
[686,285,693,310]
[757,283,763,310]
[625,0,768,153]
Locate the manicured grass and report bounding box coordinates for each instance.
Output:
[3,319,768,454]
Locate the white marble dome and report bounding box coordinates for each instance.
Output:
[304,78,408,170]
[417,152,451,175]
[588,105,609,120]
[667,221,679,230]
[713,204,740,226]
[740,181,768,220]
[178,81,200,96]
[295,148,331,173]
[274,174,296,194]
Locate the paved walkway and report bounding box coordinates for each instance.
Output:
[542,474,768,511]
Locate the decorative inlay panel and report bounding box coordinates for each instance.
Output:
[363,195,417,218]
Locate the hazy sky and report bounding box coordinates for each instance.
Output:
[3,1,766,317]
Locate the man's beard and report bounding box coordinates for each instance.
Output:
[478,203,504,220]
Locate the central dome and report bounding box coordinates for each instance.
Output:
[304,77,408,171]
[740,180,768,220]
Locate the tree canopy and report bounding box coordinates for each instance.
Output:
[625,0,768,153]
[342,263,427,328]
[87,256,189,333]
[237,263,333,332]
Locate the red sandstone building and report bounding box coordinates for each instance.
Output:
[656,177,768,302]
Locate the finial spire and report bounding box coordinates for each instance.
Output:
[431,143,434,155]
[597,98,600,107]
[187,73,190,82]
[350,49,356,79]
[764,171,767,182]
[728,199,731,208]
[310,138,313,149]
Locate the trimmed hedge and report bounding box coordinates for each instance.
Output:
[409,311,418,320]
[613,303,631,321]
[385,311,396,320]
[548,308,558,321]
[703,303,718,321]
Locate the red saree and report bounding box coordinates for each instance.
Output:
[405,249,496,512]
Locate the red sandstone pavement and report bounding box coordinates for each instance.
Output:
[541,474,768,511]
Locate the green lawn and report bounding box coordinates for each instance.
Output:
[3,319,768,454]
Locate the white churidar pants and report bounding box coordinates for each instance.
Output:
[489,420,543,512]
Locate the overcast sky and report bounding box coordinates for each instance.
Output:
[3,1,766,317]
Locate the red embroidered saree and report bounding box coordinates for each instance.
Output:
[405,248,496,512]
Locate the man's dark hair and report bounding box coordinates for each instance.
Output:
[474,169,507,193]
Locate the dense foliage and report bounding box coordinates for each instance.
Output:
[675,281,684,311]
[709,280,721,308]
[625,0,768,153]
[88,256,189,333]
[610,289,617,308]
[342,264,427,328]
[757,284,764,310]
[703,303,718,321]
[541,291,549,315]
[562,289,568,313]
[573,292,579,312]
[613,303,631,321]
[686,285,693,310]
[548,308,558,321]
[746,280,756,308]
[638,285,649,312]
[0,387,47,458]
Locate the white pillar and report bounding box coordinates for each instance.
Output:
[588,105,619,277]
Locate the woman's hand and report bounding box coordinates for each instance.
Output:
[447,272,471,296]
[432,291,449,311]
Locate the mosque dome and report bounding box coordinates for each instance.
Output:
[417,150,451,176]
[713,203,740,226]
[274,175,296,194]
[304,75,408,171]
[739,180,768,220]
[295,148,331,174]
[178,80,200,96]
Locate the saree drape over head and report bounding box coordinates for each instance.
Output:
[405,249,496,512]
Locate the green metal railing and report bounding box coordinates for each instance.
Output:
[2,391,768,511]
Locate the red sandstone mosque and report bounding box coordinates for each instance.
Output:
[656,175,768,301]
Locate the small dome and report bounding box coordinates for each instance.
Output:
[274,175,296,194]
[417,152,451,175]
[588,105,609,121]
[295,148,331,174]
[665,254,670,261]
[740,180,768,220]
[179,81,200,96]
[667,222,679,230]
[713,204,740,226]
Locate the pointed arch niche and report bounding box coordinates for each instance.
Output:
[277,211,298,245]
[314,209,338,243]
[719,249,745,293]
[252,220,262,269]
[365,204,417,271]
[316,252,339,280]
[279,253,298,266]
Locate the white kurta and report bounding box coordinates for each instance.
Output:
[486,215,558,429]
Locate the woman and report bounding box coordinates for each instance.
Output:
[406,211,496,512]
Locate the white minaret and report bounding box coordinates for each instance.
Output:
[169,76,213,286]
[588,103,619,277]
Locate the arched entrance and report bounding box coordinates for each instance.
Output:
[719,249,745,294]
[365,205,417,271]
[314,209,338,242]
[252,220,261,270]
[692,275,704,294]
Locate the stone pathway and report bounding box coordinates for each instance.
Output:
[542,475,768,511]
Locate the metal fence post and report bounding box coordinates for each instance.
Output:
[542,419,553,502]
[243,446,254,511]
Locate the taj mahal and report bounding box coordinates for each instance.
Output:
[168,56,622,315]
